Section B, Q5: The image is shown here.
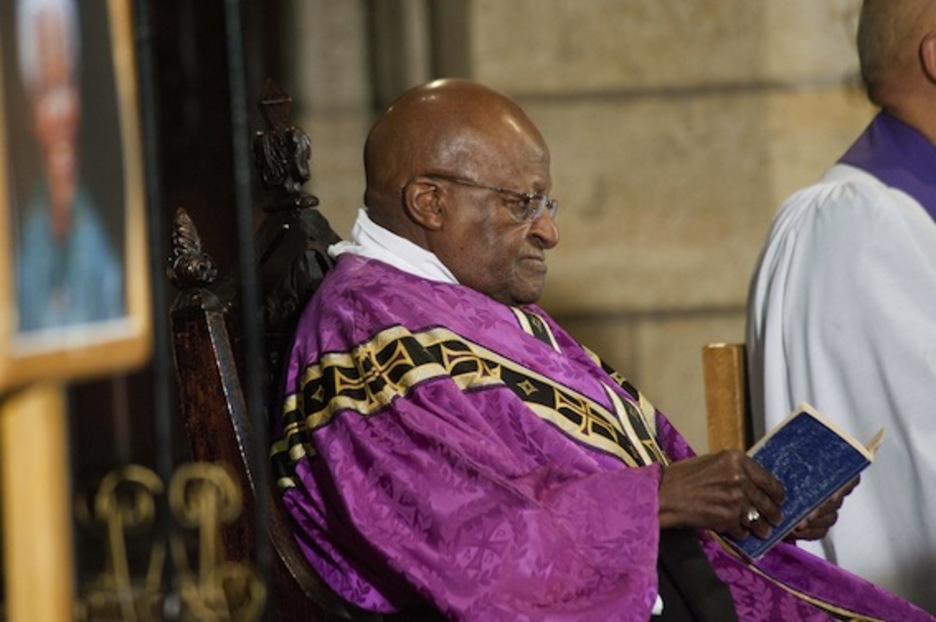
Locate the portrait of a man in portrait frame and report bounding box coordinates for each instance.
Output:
[0,0,149,388]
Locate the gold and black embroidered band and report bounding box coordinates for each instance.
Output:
[274,324,665,474]
[511,307,560,352]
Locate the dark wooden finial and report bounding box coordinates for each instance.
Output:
[168,207,218,290]
[252,80,319,212]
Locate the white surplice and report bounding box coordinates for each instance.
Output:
[746,163,936,613]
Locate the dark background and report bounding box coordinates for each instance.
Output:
[73,0,280,495]
[68,0,283,591]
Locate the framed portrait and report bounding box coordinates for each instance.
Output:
[0,0,150,389]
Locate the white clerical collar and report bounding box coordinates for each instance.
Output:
[328,208,459,285]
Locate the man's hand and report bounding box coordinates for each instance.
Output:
[659,450,786,540]
[787,476,860,541]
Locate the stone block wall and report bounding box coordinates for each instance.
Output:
[283,0,874,450]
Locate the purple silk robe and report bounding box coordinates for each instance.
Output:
[272,254,932,621]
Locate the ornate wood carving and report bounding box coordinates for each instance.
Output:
[168,207,219,292]
[252,80,318,212]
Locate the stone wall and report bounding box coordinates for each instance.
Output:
[282,0,873,450]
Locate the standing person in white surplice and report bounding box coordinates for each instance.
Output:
[747,0,936,612]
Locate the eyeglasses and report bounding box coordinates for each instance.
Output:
[418,173,559,222]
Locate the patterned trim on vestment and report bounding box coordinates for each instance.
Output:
[272,324,666,483]
[510,307,560,352]
[710,534,885,622]
[604,385,668,466]
[582,345,660,440]
[507,314,663,462]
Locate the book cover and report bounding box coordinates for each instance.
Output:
[728,402,885,559]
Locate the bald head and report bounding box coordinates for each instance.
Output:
[362,79,547,237]
[858,0,936,109]
[359,79,558,306]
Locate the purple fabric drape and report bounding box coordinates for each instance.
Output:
[272,254,934,621]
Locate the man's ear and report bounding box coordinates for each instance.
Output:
[402,178,445,231]
[921,33,936,85]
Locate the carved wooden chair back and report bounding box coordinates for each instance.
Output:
[167,85,377,621]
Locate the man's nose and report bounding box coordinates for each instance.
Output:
[530,209,559,249]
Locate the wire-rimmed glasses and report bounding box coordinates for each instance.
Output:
[410,173,559,222]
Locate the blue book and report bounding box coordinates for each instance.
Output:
[728,403,885,559]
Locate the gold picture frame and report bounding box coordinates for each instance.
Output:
[0,0,150,389]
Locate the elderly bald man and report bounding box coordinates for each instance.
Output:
[272,78,933,620]
[747,0,936,611]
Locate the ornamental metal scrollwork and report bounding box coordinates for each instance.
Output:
[75,465,165,621]
[170,462,266,622]
[75,462,266,622]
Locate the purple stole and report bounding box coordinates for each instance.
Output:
[838,111,936,220]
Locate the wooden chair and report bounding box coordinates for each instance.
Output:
[168,86,417,621]
[169,207,359,622]
[701,343,752,452]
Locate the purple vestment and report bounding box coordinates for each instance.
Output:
[839,111,936,218]
[272,254,932,621]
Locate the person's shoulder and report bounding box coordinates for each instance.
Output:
[294,255,456,358]
[304,254,367,311]
[303,254,430,323]
[774,164,918,229]
[783,165,880,208]
[291,255,376,353]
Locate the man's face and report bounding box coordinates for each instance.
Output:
[30,9,79,212]
[433,133,560,307]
